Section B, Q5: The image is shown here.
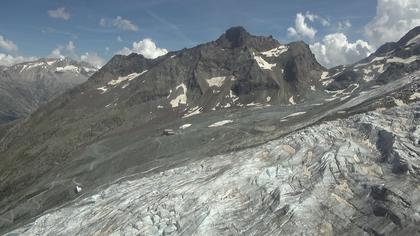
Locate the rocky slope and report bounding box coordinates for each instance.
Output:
[0,58,97,124]
[0,26,420,235]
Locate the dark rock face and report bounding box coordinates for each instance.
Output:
[326,70,360,91]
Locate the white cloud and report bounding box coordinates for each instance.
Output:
[305,12,330,26]
[117,36,123,42]
[48,7,70,21]
[365,0,420,47]
[0,35,18,51]
[287,13,317,39]
[100,16,139,31]
[118,38,168,59]
[0,53,37,66]
[338,20,352,31]
[310,33,373,68]
[80,52,105,68]
[49,41,105,67]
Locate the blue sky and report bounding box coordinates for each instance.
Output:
[0,0,419,67]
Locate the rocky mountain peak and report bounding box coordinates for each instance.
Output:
[216,26,252,48]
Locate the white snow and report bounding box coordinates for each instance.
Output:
[393,98,406,106]
[283,111,306,119]
[310,86,316,91]
[261,45,288,57]
[406,34,420,46]
[321,71,329,80]
[289,96,296,105]
[19,65,27,73]
[254,56,276,70]
[56,65,80,73]
[97,86,108,94]
[170,55,176,59]
[246,102,263,107]
[83,67,97,73]
[266,96,271,102]
[208,120,233,127]
[108,70,148,86]
[206,76,226,87]
[157,105,164,109]
[372,64,385,73]
[26,62,44,70]
[229,90,239,103]
[183,106,202,118]
[46,60,56,66]
[386,56,419,64]
[409,92,420,100]
[121,83,129,89]
[179,124,192,129]
[170,83,187,108]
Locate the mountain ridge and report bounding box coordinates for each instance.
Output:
[0,26,419,234]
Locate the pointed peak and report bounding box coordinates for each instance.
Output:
[216,26,252,48]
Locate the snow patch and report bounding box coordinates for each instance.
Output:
[406,34,420,46]
[289,96,296,105]
[409,92,420,100]
[208,120,233,128]
[372,64,385,73]
[283,111,306,119]
[170,83,187,108]
[261,45,288,57]
[97,86,108,94]
[387,56,419,64]
[183,106,202,118]
[56,65,80,73]
[108,70,148,86]
[179,124,192,129]
[310,86,316,91]
[321,71,329,80]
[393,98,406,106]
[206,76,226,87]
[254,55,276,70]
[266,96,271,102]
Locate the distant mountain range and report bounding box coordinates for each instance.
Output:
[1,26,419,235]
[0,58,97,124]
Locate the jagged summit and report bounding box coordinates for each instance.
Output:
[215,26,252,48]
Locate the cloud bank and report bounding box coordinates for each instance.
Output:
[118,38,168,59]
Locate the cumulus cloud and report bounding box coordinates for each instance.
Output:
[49,41,105,67]
[365,0,420,47]
[118,38,168,59]
[0,35,18,51]
[100,16,139,31]
[310,33,373,68]
[80,52,105,68]
[287,13,317,39]
[0,53,37,66]
[48,7,71,21]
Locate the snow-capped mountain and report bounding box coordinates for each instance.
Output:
[0,58,97,124]
[323,26,420,92]
[0,26,419,235]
